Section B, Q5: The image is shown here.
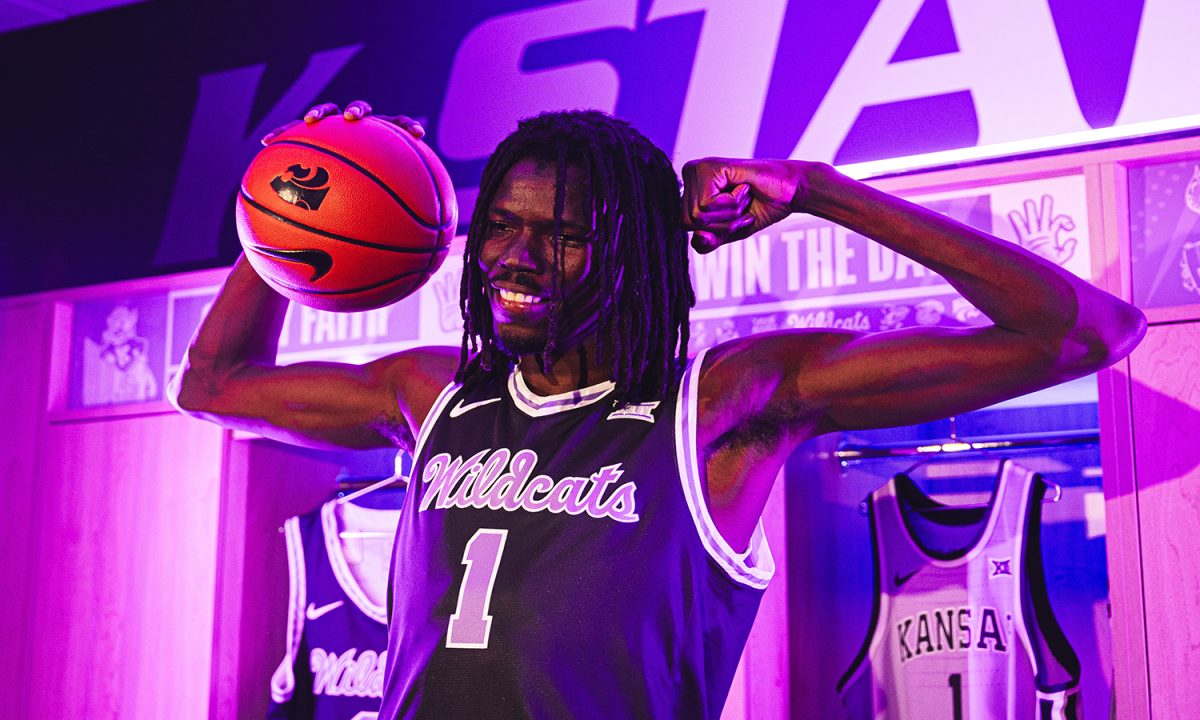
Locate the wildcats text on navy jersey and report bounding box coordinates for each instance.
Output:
[417,449,639,523]
[378,348,774,720]
[270,500,400,720]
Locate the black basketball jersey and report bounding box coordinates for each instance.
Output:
[270,500,400,720]
[377,348,773,720]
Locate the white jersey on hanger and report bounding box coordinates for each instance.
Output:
[839,460,1081,719]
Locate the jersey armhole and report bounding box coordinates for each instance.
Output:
[412,380,463,463]
[270,515,306,704]
[675,347,775,590]
[837,495,883,694]
[1022,475,1082,694]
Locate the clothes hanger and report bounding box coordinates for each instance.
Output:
[854,416,1066,514]
[334,451,409,539]
[337,450,409,506]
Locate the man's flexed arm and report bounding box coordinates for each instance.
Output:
[169,255,456,451]
[681,159,1147,440]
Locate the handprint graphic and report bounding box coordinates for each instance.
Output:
[1008,194,1077,266]
[431,273,462,333]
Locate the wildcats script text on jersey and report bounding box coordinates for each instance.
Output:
[310,647,386,698]
[419,447,639,523]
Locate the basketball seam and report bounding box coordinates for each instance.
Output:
[366,122,454,292]
[370,118,455,230]
[267,138,442,229]
[239,191,447,254]
[422,227,445,289]
[266,263,445,296]
[368,122,452,312]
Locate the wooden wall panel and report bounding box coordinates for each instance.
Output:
[1129,324,1200,719]
[1098,358,1151,720]
[24,412,224,720]
[209,438,347,720]
[0,299,54,717]
[1094,160,1152,719]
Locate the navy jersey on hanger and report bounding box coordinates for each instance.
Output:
[270,500,401,720]
[378,348,774,720]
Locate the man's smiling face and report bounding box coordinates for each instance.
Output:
[479,158,605,358]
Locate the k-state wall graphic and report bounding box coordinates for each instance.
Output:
[2,0,1192,297]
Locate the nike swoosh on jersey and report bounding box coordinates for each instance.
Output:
[448,397,502,418]
[894,569,919,588]
[306,600,345,620]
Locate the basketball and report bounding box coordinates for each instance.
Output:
[235,115,457,312]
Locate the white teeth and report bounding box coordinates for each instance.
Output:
[497,288,543,305]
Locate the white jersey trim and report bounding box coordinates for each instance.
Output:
[1009,461,1041,689]
[675,347,774,590]
[1037,688,1080,719]
[270,515,306,703]
[509,370,616,417]
[321,501,391,625]
[414,381,463,462]
[1007,461,1079,697]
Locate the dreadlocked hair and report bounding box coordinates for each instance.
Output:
[455,109,695,403]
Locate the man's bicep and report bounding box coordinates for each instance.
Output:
[173,346,457,451]
[796,325,1058,433]
[172,359,404,450]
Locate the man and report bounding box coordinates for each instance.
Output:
[171,102,1145,719]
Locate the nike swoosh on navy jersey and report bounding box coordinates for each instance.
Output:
[306,600,344,620]
[448,397,502,418]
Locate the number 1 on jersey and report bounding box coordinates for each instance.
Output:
[948,673,963,720]
[447,528,508,649]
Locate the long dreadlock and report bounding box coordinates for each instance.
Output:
[455,110,694,403]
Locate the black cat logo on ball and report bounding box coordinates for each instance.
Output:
[271,164,331,210]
